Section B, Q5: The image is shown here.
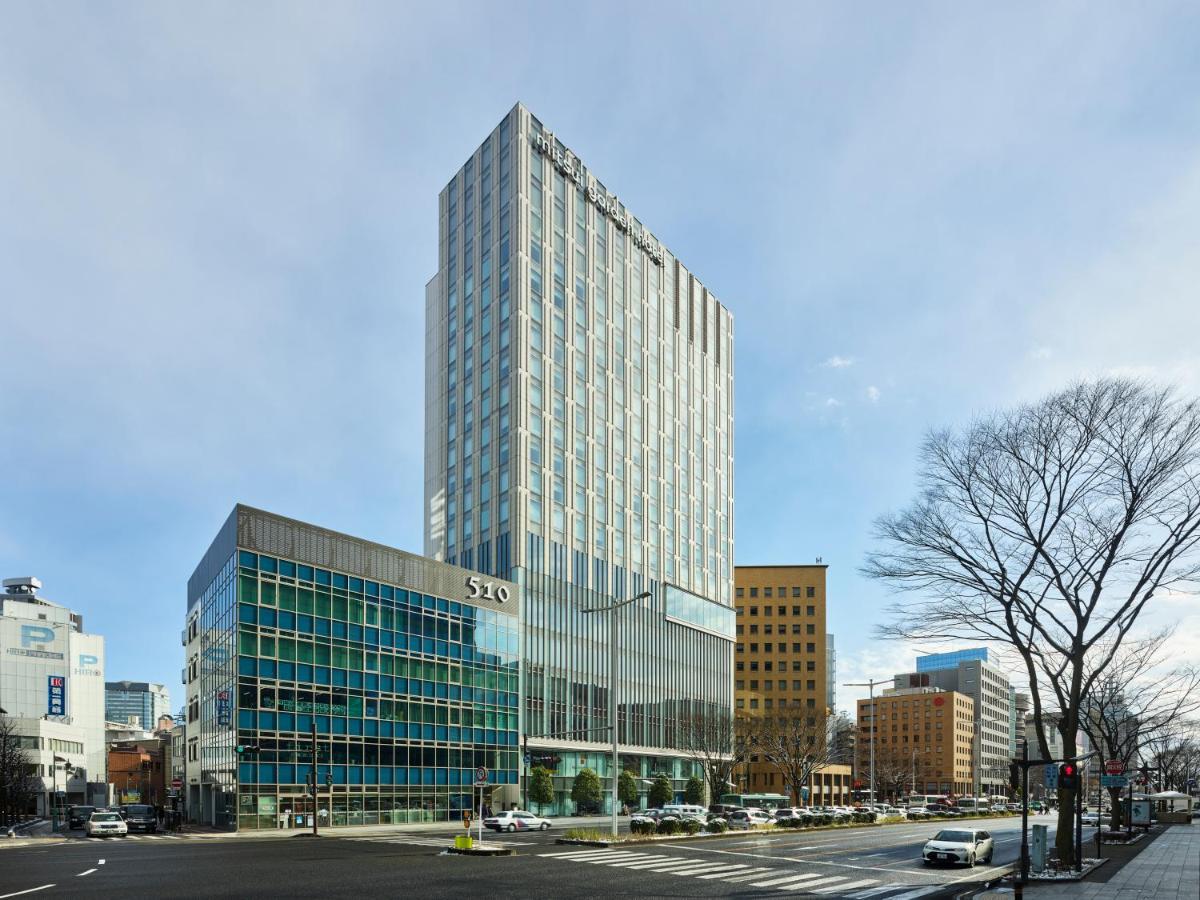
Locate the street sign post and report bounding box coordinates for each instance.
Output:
[474,767,489,845]
[1044,764,1059,790]
[1100,775,1129,788]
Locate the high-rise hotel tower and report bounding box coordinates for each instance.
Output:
[425,104,734,811]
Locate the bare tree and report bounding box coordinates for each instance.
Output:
[679,706,756,807]
[864,379,1200,865]
[1079,630,1200,829]
[0,717,39,826]
[756,711,834,806]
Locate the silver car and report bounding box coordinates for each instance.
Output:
[922,828,995,866]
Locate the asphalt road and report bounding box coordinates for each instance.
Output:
[0,814,1091,899]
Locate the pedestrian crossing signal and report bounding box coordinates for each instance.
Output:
[1059,763,1078,790]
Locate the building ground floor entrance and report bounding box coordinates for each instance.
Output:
[236,785,519,830]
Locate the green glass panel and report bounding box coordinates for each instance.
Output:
[315,644,331,665]
[239,631,256,654]
[278,638,296,661]
[260,636,276,658]
[349,599,364,625]
[298,588,315,614]
[333,597,348,621]
[278,584,296,611]
[317,595,332,618]
[238,574,257,604]
[298,641,314,663]
[260,582,276,607]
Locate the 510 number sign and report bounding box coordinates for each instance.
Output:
[465,576,510,603]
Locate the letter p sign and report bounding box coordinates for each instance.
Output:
[79,654,99,667]
[21,625,55,647]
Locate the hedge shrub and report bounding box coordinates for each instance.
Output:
[630,819,656,836]
[656,818,681,835]
[682,818,703,835]
[704,818,728,833]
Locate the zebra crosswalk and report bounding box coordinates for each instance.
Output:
[79,833,184,841]
[537,848,946,898]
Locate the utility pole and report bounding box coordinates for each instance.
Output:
[844,678,891,806]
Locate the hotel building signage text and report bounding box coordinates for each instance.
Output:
[532,132,664,266]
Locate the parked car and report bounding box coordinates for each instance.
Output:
[119,804,158,833]
[771,807,806,824]
[67,805,97,829]
[922,829,994,867]
[1006,803,1022,812]
[906,806,930,820]
[728,808,774,829]
[85,811,128,838]
[927,804,962,817]
[483,810,552,832]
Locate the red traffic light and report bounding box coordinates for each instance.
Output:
[1062,764,1076,776]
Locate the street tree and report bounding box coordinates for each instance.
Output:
[685,775,705,805]
[618,769,639,809]
[864,379,1200,865]
[571,768,602,814]
[648,774,673,809]
[1079,630,1200,828]
[529,766,554,814]
[679,706,756,809]
[756,710,834,806]
[0,717,38,826]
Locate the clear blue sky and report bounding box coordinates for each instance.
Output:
[3,2,1199,716]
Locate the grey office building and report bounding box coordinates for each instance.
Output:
[105,680,171,730]
[424,103,735,812]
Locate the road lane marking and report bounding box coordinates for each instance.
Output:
[98,860,105,865]
[0,887,56,898]
[882,887,942,900]
[848,886,905,898]
[661,843,876,871]
[813,878,880,893]
[76,869,97,877]
[665,862,748,876]
[754,873,841,889]
[620,858,707,871]
[715,868,785,882]
[581,852,654,863]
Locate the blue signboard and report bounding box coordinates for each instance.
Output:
[47,675,66,716]
[216,689,231,726]
[1044,764,1059,789]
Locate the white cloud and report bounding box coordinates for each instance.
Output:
[822,355,856,369]
[825,397,842,408]
[866,385,881,403]
[1029,346,1053,361]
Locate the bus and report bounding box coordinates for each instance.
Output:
[905,794,948,809]
[718,793,791,811]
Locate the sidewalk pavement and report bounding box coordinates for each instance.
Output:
[1026,825,1198,900]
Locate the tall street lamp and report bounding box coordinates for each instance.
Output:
[583,590,652,837]
[844,678,891,806]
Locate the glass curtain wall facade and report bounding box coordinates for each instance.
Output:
[187,505,520,830]
[425,104,735,812]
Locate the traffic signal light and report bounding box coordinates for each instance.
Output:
[1009,761,1020,793]
[235,744,261,757]
[1059,763,1078,790]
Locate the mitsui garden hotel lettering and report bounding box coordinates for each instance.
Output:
[531,132,664,266]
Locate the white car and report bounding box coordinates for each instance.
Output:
[728,808,774,829]
[85,811,128,838]
[922,828,994,867]
[483,810,552,833]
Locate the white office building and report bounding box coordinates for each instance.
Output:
[424,103,735,811]
[0,577,107,814]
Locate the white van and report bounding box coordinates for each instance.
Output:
[661,804,707,820]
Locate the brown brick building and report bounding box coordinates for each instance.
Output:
[734,565,850,805]
[856,689,975,801]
